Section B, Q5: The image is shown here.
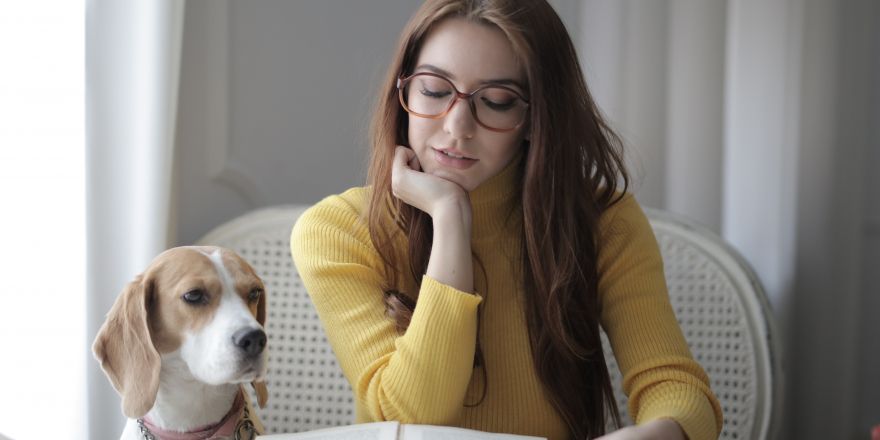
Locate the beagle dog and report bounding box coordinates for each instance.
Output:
[93,246,270,440]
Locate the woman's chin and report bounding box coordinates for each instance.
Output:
[427,169,475,191]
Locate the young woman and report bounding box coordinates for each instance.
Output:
[291,1,722,439]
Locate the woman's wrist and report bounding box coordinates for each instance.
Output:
[430,195,472,237]
[638,418,687,440]
[425,196,474,293]
[596,417,687,440]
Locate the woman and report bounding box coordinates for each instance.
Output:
[291,1,722,439]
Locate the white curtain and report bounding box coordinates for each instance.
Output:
[86,1,184,438]
[579,1,877,439]
[0,3,86,439]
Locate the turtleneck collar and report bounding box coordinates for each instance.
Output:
[468,151,523,241]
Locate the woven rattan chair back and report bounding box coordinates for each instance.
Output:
[198,205,781,439]
[602,209,781,440]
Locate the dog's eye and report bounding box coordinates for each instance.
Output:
[182,289,208,304]
[248,288,263,302]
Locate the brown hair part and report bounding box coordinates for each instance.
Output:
[368,1,628,438]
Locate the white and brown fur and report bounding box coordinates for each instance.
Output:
[93,246,269,439]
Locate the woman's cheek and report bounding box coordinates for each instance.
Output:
[407,120,435,169]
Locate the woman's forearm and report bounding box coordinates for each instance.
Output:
[425,198,473,293]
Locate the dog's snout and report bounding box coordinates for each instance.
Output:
[232,328,267,357]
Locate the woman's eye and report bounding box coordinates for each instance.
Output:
[248,288,263,302]
[182,289,207,304]
[481,96,516,111]
[420,87,450,99]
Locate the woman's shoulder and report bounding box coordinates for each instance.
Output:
[597,191,651,237]
[292,186,372,240]
[290,186,389,280]
[594,192,662,277]
[299,186,371,220]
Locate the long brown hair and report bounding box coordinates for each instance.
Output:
[366,1,629,438]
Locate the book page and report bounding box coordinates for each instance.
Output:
[398,424,546,440]
[257,421,400,440]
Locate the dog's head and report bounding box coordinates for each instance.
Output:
[93,246,269,418]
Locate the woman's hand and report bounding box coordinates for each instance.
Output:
[391,145,470,222]
[391,145,474,292]
[596,419,687,440]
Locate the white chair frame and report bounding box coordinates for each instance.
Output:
[198,205,783,439]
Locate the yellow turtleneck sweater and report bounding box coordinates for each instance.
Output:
[290,160,723,440]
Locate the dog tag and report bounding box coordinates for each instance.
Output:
[234,419,256,440]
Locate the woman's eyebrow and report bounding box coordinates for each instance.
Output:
[414,63,526,90]
[414,63,456,78]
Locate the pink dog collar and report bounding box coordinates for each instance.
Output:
[139,390,249,440]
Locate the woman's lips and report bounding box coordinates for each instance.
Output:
[433,148,478,170]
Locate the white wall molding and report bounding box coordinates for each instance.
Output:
[201,0,265,207]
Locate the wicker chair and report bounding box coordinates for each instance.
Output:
[197,205,782,439]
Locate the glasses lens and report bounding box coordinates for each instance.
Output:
[473,87,528,131]
[402,75,455,117]
[400,73,528,131]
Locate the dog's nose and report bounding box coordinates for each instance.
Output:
[232,328,267,357]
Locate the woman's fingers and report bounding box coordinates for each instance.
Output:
[390,145,467,217]
[393,145,413,170]
[391,146,413,198]
[408,151,421,171]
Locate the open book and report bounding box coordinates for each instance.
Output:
[257,421,546,440]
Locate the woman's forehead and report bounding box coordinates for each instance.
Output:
[415,18,524,87]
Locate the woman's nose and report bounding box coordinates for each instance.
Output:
[442,98,477,140]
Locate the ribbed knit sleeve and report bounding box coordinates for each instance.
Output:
[597,195,723,440]
[290,189,483,425]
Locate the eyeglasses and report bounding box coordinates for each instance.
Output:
[397,72,530,132]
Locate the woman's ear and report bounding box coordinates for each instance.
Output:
[92,275,161,418]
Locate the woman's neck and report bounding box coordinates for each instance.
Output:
[469,152,523,241]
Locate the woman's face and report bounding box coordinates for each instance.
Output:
[406,18,528,192]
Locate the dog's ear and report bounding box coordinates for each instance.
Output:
[251,380,269,408]
[256,285,267,326]
[92,274,161,418]
[252,284,268,408]
[251,289,269,408]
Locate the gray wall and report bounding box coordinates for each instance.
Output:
[175,0,420,245]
